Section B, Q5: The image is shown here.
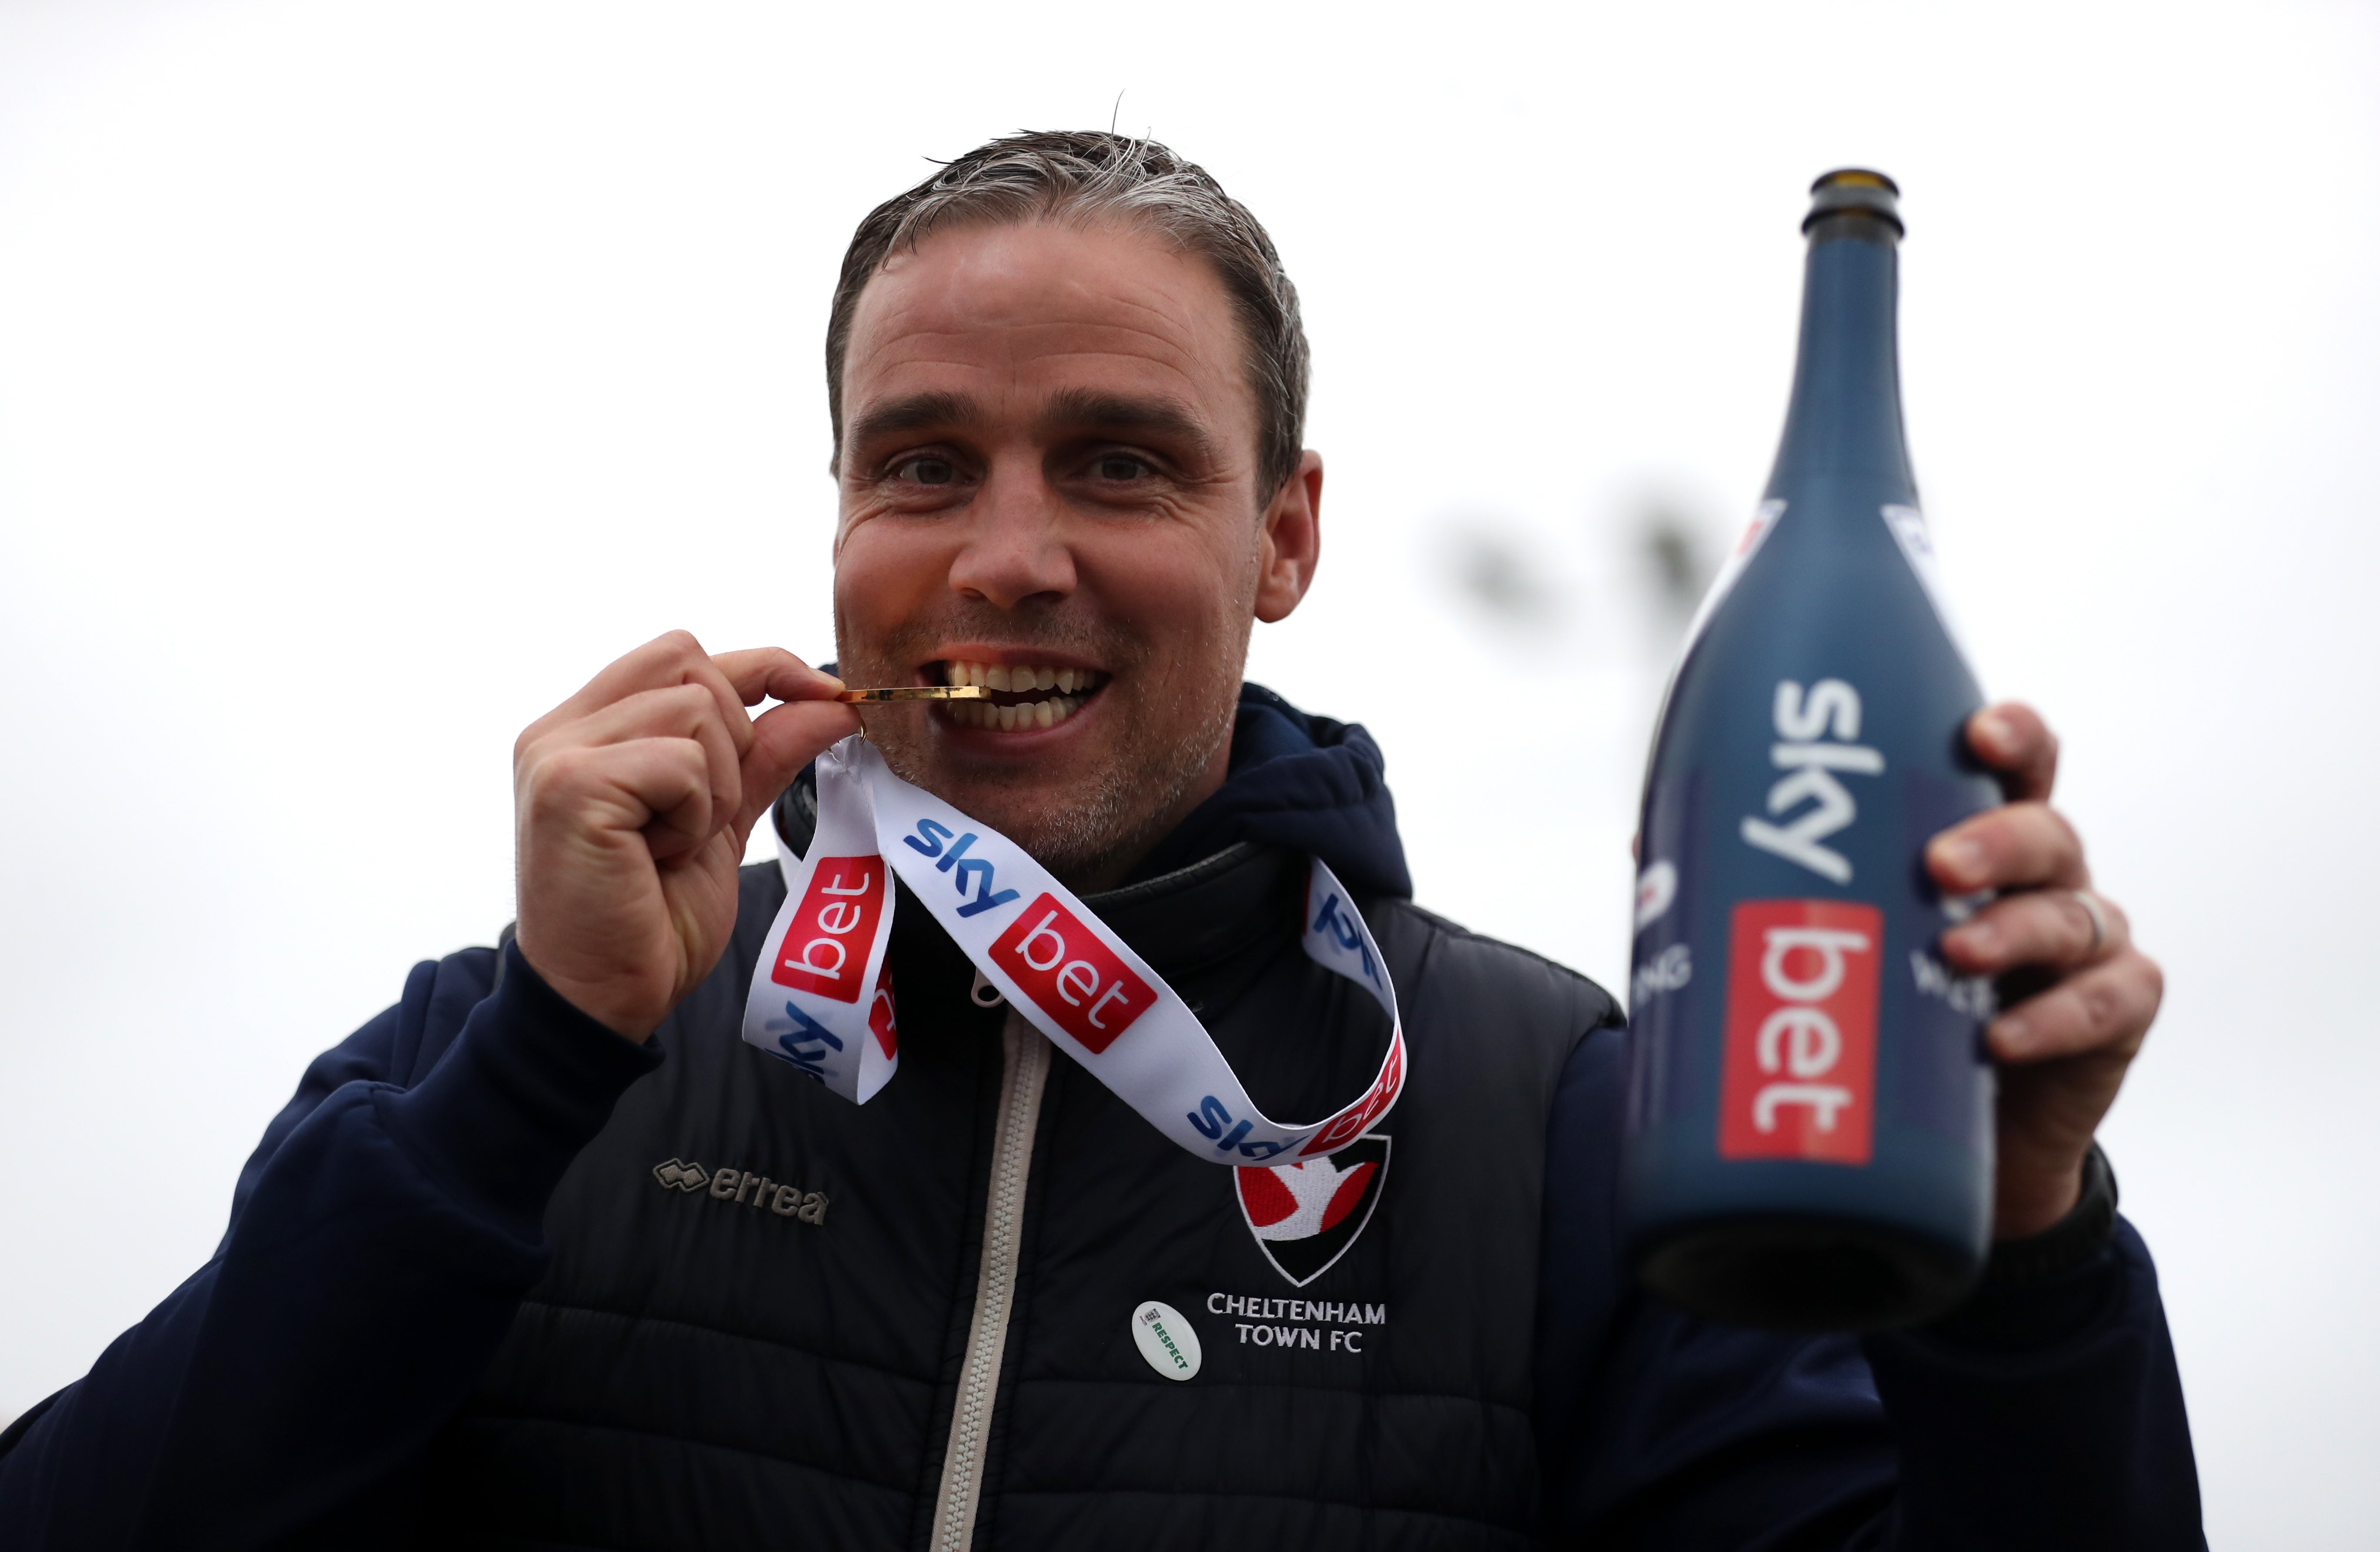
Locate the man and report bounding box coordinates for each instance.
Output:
[0,132,2197,1549]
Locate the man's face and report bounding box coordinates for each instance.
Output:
[831,218,1318,888]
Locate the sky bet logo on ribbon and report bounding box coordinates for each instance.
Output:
[990,894,1155,1052]
[902,820,1023,918]
[1295,1037,1402,1158]
[771,856,886,1002]
[740,735,1409,1166]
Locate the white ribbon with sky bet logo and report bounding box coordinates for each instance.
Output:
[739,735,1406,1164]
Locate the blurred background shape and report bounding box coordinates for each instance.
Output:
[1633,495,1720,636]
[1435,515,1567,632]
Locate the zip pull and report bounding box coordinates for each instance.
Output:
[968,968,1006,1010]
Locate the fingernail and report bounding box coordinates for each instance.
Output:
[1994,1013,2031,1054]
[1934,836,1987,881]
[822,672,846,691]
[1954,920,2000,960]
[1975,709,2014,750]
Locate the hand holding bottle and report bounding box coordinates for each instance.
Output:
[1928,702,2163,1240]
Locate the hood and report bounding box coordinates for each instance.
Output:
[1123,683,1410,898]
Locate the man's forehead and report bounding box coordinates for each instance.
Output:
[841,220,1254,437]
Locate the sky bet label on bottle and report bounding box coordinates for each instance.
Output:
[1717,900,1881,1163]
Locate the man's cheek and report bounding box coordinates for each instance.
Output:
[834,547,934,654]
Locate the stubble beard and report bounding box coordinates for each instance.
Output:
[992,702,1231,886]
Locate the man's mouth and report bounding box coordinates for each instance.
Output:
[935,659,1110,732]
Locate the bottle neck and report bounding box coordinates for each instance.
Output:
[1762,214,1917,502]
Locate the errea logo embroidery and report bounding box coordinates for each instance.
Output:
[653,1159,709,1191]
[652,1158,829,1224]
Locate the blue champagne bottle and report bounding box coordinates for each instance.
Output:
[1620,171,2002,1330]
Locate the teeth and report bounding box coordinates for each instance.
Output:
[934,662,1107,731]
[943,692,1093,730]
[940,662,1105,694]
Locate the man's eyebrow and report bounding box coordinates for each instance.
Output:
[1040,388,1216,459]
[846,391,978,445]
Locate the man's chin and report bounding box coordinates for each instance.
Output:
[868,740,1102,864]
[876,733,1216,891]
[934,773,1133,875]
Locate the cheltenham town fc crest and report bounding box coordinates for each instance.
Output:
[1233,1134,1390,1287]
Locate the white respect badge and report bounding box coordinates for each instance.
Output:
[740,736,1406,1164]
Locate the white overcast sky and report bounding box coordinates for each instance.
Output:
[2,1,2375,1542]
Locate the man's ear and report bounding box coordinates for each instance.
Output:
[1254,450,1324,624]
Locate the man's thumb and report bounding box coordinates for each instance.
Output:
[733,701,861,844]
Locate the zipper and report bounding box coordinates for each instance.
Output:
[930,1010,1050,1551]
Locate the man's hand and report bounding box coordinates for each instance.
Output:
[1925,703,2163,1239]
[512,632,860,1041]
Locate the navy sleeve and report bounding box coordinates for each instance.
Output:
[0,941,662,1550]
[1860,1222,2204,1548]
[1535,1029,2204,1550]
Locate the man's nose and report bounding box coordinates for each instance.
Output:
[947,462,1076,609]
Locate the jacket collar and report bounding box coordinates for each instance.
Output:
[1123,684,1409,899]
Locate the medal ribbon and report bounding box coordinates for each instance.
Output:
[739,736,1405,1164]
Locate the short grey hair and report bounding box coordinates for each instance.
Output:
[826,130,1310,500]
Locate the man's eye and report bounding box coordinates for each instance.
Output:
[897,457,957,486]
[1092,455,1150,482]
